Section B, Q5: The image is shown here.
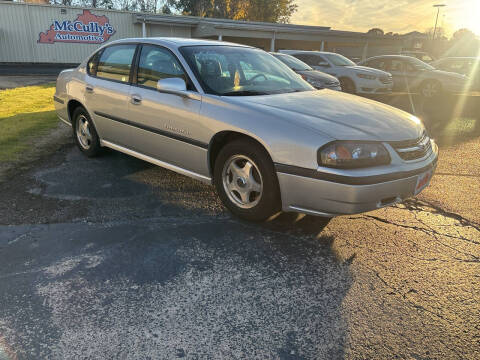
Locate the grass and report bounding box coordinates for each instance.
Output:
[0,83,58,161]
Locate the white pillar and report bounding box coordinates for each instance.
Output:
[362,42,369,61]
[320,41,325,51]
[270,32,276,52]
[142,20,146,37]
[218,34,223,41]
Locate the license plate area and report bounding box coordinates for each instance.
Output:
[414,170,432,195]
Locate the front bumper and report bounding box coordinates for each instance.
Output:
[276,143,438,217]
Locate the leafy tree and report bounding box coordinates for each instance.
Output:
[167,0,297,23]
[162,3,172,14]
[367,28,384,36]
[452,28,476,42]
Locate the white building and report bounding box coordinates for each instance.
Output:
[0,1,406,64]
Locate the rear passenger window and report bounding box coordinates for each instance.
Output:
[137,45,187,89]
[96,44,136,83]
[87,50,102,76]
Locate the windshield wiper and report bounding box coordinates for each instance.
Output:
[221,90,269,96]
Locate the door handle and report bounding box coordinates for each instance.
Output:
[131,95,142,105]
[85,86,94,93]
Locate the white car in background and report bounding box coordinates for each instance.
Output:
[280,50,393,95]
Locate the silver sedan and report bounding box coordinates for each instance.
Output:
[54,38,438,221]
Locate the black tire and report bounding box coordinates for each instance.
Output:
[420,79,442,98]
[339,77,356,94]
[214,138,281,221]
[72,106,101,157]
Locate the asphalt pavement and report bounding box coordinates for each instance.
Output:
[0,93,479,359]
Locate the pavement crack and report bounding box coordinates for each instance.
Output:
[401,198,480,233]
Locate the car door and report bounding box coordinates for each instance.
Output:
[310,55,335,76]
[127,44,207,176]
[85,43,137,144]
[387,59,408,91]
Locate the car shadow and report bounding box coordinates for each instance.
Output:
[0,144,353,358]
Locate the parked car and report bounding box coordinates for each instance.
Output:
[400,51,435,63]
[431,57,480,90]
[270,52,341,91]
[279,50,393,95]
[54,38,438,221]
[359,55,469,97]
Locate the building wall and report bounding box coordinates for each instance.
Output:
[0,2,190,63]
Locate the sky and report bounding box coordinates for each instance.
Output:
[291,0,479,37]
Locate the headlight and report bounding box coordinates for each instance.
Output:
[356,73,376,80]
[305,78,324,88]
[318,141,391,168]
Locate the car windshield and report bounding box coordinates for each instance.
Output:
[180,46,313,96]
[273,54,312,71]
[323,53,355,66]
[408,57,435,71]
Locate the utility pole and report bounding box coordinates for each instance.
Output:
[432,4,446,40]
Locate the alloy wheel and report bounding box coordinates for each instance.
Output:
[76,115,92,150]
[222,154,263,209]
[422,82,439,98]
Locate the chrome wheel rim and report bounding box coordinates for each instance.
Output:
[422,82,438,97]
[76,115,92,150]
[222,155,263,209]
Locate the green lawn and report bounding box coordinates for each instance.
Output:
[0,83,58,161]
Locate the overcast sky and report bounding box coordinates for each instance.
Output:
[291,0,478,36]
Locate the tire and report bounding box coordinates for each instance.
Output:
[72,106,101,157]
[339,77,356,94]
[214,138,281,221]
[420,79,442,98]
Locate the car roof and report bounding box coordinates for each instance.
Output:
[107,37,252,49]
[280,50,337,55]
[363,55,415,61]
[436,57,480,61]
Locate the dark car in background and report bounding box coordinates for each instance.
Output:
[400,51,436,63]
[270,52,341,90]
[431,57,480,90]
[359,55,468,97]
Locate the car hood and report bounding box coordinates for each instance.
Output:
[346,65,391,77]
[230,90,424,141]
[297,70,338,82]
[431,69,467,81]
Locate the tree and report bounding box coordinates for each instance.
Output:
[367,28,384,36]
[244,0,298,23]
[452,28,476,42]
[426,26,446,40]
[162,3,172,14]
[167,0,297,23]
[448,28,479,57]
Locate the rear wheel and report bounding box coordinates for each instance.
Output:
[72,107,101,157]
[214,139,281,221]
[339,77,356,94]
[420,80,442,98]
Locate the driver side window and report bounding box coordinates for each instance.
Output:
[136,45,188,90]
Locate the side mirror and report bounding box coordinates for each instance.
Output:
[156,78,188,97]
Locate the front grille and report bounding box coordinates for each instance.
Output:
[380,75,393,84]
[325,80,340,86]
[390,132,432,161]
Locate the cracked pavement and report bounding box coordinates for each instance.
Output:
[0,95,479,359]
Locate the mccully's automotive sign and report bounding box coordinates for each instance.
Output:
[38,10,116,44]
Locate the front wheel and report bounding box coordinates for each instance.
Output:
[214,139,281,221]
[339,77,356,94]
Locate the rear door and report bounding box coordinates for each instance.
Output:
[85,43,137,144]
